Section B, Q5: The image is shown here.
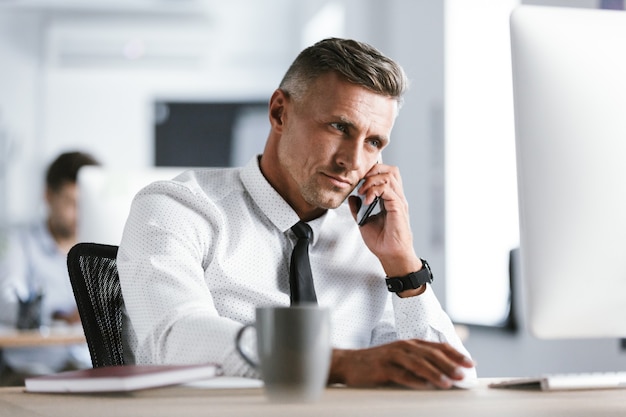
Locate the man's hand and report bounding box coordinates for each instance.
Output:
[348,164,423,281]
[328,340,475,389]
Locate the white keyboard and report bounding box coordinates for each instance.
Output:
[489,372,626,391]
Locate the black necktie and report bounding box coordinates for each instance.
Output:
[289,221,317,305]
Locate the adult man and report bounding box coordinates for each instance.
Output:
[0,151,99,385]
[118,38,476,389]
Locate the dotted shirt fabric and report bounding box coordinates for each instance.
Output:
[117,157,475,379]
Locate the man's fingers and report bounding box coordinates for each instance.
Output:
[331,341,475,390]
[386,366,434,390]
[391,340,468,388]
[432,340,476,368]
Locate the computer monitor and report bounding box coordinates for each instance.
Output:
[77,166,189,246]
[510,5,626,339]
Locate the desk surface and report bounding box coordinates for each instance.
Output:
[1,380,625,417]
[0,326,86,348]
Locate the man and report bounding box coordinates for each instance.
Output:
[0,151,99,385]
[118,38,476,389]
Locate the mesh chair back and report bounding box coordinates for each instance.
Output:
[67,243,125,367]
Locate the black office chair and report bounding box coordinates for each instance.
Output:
[67,242,125,368]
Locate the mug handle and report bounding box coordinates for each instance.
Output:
[235,324,259,369]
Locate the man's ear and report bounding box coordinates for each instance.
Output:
[269,89,287,130]
[44,187,53,205]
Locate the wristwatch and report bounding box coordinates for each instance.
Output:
[386,258,433,293]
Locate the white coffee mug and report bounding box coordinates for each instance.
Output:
[236,305,331,403]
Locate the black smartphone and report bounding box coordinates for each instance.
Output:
[353,179,381,226]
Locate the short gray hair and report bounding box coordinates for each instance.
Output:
[279,38,408,107]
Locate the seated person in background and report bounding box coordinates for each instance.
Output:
[118,38,476,389]
[0,151,99,386]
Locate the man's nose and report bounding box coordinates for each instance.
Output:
[335,140,365,172]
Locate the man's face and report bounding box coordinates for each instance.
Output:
[277,72,397,212]
[46,182,78,239]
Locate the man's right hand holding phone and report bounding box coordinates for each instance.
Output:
[342,163,476,389]
[348,163,424,296]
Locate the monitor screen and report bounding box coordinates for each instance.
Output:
[77,166,189,246]
[511,5,626,340]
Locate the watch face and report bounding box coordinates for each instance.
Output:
[421,259,433,282]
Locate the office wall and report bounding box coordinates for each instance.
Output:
[0,12,45,224]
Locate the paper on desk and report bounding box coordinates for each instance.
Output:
[183,376,263,389]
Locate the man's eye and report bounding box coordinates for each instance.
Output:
[330,123,348,133]
[368,138,382,148]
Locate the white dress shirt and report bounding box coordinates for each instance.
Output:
[118,157,475,378]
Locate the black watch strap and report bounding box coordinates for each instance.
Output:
[386,258,433,293]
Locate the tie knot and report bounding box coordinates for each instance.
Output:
[291,221,313,240]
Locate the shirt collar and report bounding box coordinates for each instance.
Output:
[240,156,302,234]
[240,156,333,244]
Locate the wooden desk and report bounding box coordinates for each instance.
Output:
[0,326,86,348]
[0,380,625,417]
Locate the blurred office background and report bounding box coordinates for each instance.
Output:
[0,0,624,377]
